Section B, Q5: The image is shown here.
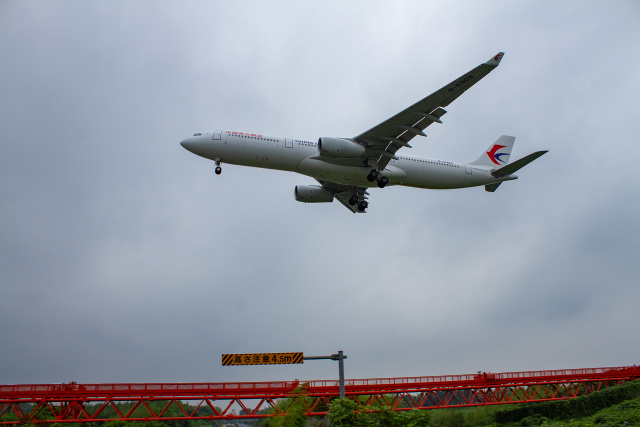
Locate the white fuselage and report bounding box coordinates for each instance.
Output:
[180,130,510,190]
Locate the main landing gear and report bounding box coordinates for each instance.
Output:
[348,193,368,212]
[214,158,222,175]
[367,169,389,188]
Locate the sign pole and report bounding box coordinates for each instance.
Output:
[303,351,347,399]
[338,350,345,399]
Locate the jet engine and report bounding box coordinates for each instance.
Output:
[294,185,334,203]
[317,137,365,158]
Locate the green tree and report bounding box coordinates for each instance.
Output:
[327,398,429,426]
[327,399,358,426]
[264,385,311,427]
[103,421,135,427]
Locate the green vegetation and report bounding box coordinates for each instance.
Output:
[495,379,640,424]
[496,395,640,426]
[258,386,429,426]
[326,399,430,426]
[428,405,501,427]
[262,385,312,427]
[257,380,640,426]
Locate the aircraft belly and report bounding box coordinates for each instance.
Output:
[297,158,407,186]
[206,139,308,172]
[297,158,366,185]
[400,161,494,189]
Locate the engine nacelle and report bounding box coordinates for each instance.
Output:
[317,137,365,158]
[294,185,334,203]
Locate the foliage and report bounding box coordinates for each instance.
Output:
[103,422,137,427]
[325,398,429,426]
[262,385,312,427]
[496,380,640,425]
[588,395,640,426]
[326,398,358,426]
[512,414,551,426]
[493,395,640,426]
[262,389,429,426]
[429,406,499,427]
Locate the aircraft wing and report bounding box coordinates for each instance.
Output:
[354,52,505,171]
[316,179,369,213]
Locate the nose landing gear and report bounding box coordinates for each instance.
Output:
[214,158,222,175]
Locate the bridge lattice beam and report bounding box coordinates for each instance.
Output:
[1,366,638,424]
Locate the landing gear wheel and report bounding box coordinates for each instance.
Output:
[367,169,379,182]
[377,176,389,188]
[357,200,368,212]
[348,194,358,206]
[215,166,222,175]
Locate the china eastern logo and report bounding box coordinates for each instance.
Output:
[487,144,508,165]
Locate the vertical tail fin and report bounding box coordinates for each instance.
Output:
[470,135,515,167]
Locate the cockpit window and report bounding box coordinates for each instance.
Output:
[193,133,202,136]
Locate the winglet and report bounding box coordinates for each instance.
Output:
[485,52,505,67]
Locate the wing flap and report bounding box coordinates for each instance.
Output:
[316,180,369,214]
[369,107,447,169]
[334,192,360,213]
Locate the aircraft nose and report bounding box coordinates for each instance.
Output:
[180,137,197,153]
[180,135,211,158]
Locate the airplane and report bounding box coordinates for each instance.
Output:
[180,52,547,213]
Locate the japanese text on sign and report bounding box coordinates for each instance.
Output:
[222,352,304,366]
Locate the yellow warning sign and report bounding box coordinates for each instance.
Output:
[222,352,304,366]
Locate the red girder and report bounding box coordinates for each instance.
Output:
[1,365,638,424]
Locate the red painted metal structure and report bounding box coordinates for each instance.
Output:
[1,365,639,424]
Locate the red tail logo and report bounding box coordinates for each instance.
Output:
[487,144,507,165]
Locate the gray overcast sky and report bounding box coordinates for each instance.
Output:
[1,1,639,385]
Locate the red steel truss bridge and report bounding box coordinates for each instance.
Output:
[1,365,639,424]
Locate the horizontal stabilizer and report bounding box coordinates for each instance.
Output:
[485,183,502,192]
[492,150,548,178]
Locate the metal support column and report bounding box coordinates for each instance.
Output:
[303,350,347,399]
[337,350,345,399]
